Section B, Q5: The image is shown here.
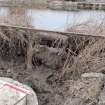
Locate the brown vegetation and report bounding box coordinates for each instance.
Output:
[0,25,104,105]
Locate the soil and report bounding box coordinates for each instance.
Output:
[0,25,104,105]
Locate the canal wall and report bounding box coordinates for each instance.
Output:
[0,0,105,10]
[48,1,105,11]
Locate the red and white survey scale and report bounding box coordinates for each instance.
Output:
[0,78,38,105]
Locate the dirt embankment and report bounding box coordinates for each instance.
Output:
[0,25,105,105]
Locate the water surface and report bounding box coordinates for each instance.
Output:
[0,7,105,34]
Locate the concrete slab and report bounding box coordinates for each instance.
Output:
[0,78,38,105]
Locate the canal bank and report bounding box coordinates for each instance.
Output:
[48,1,105,11]
[1,0,105,11]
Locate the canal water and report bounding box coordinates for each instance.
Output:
[0,7,105,34]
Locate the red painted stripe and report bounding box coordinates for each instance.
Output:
[4,83,28,93]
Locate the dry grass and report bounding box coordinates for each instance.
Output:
[0,27,38,70]
[0,7,32,27]
[66,17,105,36]
[63,38,105,80]
[62,16,105,80]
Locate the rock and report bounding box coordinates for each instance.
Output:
[81,72,105,80]
[98,85,105,105]
[34,45,65,69]
[81,73,105,99]
[64,97,84,105]
[65,73,105,105]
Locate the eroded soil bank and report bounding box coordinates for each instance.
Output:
[0,25,105,105]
